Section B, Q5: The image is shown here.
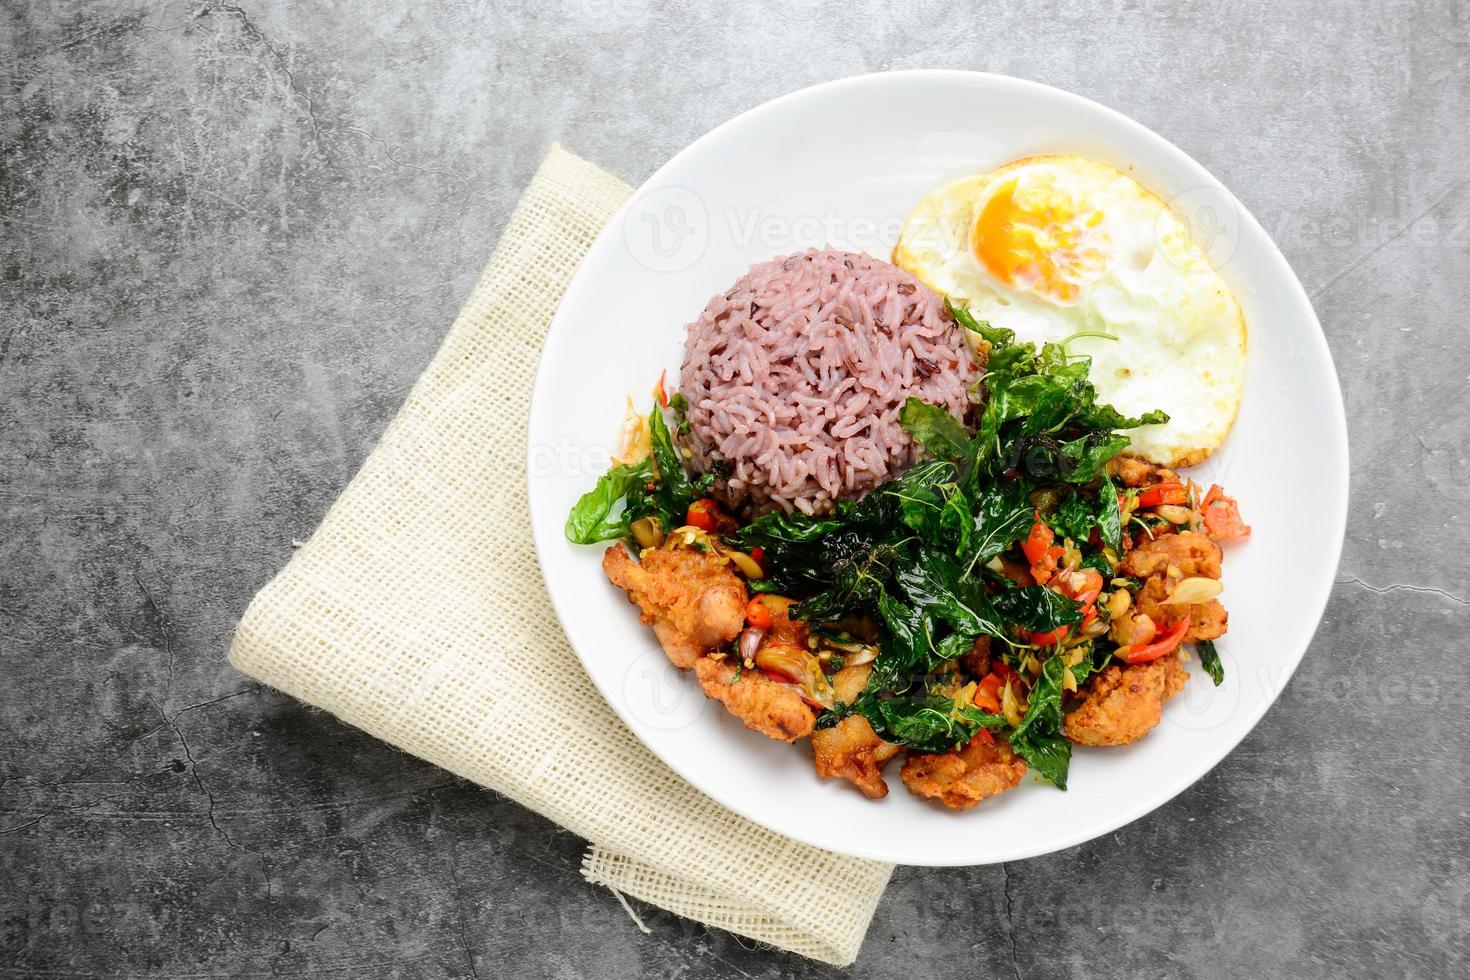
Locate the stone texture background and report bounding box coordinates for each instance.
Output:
[3,1,1468,977]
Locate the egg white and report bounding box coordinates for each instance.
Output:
[893,156,1246,468]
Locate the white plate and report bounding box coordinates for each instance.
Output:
[527,71,1348,866]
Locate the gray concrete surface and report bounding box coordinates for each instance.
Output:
[3,1,1468,977]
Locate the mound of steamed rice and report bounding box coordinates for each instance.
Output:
[679,248,981,515]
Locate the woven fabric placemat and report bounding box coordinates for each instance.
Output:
[229,143,893,966]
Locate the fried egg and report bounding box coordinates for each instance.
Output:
[893,156,1246,467]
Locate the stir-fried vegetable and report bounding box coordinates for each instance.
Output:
[725,304,1182,787]
[567,300,1240,792]
[565,400,717,544]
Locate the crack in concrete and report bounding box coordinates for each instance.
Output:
[1001,862,1022,980]
[0,795,118,836]
[1337,574,1469,606]
[172,714,242,850]
[201,2,328,150]
[144,693,266,874]
[173,687,259,720]
[444,853,482,979]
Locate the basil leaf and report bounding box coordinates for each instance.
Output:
[867,693,1007,754]
[1059,431,1131,483]
[1009,656,1072,789]
[668,392,692,434]
[1076,402,1170,430]
[946,297,1013,348]
[895,550,1004,639]
[895,485,944,538]
[992,586,1084,632]
[1196,639,1225,686]
[1097,477,1123,553]
[647,403,694,520]
[939,490,974,558]
[564,459,653,544]
[967,483,1034,567]
[1010,728,1071,790]
[899,398,972,462]
[1050,492,1095,541]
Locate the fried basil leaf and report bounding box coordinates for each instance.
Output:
[564,458,654,543]
[1010,727,1071,790]
[991,586,1084,632]
[939,489,974,558]
[1050,492,1096,542]
[647,402,695,521]
[899,398,972,462]
[866,693,1006,754]
[895,549,1004,640]
[1097,477,1123,553]
[1008,656,1072,789]
[1196,639,1225,686]
[966,482,1034,568]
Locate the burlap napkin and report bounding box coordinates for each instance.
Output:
[229,143,893,965]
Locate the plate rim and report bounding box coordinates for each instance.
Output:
[526,69,1350,866]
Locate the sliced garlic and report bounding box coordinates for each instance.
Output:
[727,551,764,580]
[1162,576,1224,605]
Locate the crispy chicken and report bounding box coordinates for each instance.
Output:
[1062,656,1189,747]
[603,543,747,669]
[1107,454,1180,489]
[1119,530,1228,643]
[694,656,816,742]
[900,737,1028,810]
[811,665,901,799]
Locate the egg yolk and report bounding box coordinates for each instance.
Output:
[972,175,1108,304]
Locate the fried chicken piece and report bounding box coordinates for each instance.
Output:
[1134,576,1229,642]
[811,665,901,798]
[1120,531,1227,642]
[694,656,815,742]
[813,716,902,799]
[1107,454,1181,488]
[1119,530,1222,580]
[603,543,747,669]
[1062,657,1190,747]
[961,636,992,679]
[900,737,1028,810]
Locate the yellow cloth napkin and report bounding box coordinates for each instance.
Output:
[229,143,893,965]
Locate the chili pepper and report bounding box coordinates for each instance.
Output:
[652,369,669,409]
[1021,511,1054,565]
[972,672,1005,713]
[1118,619,1189,663]
[1201,484,1250,541]
[685,498,721,532]
[745,596,773,630]
[1025,624,1071,646]
[1134,481,1188,509]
